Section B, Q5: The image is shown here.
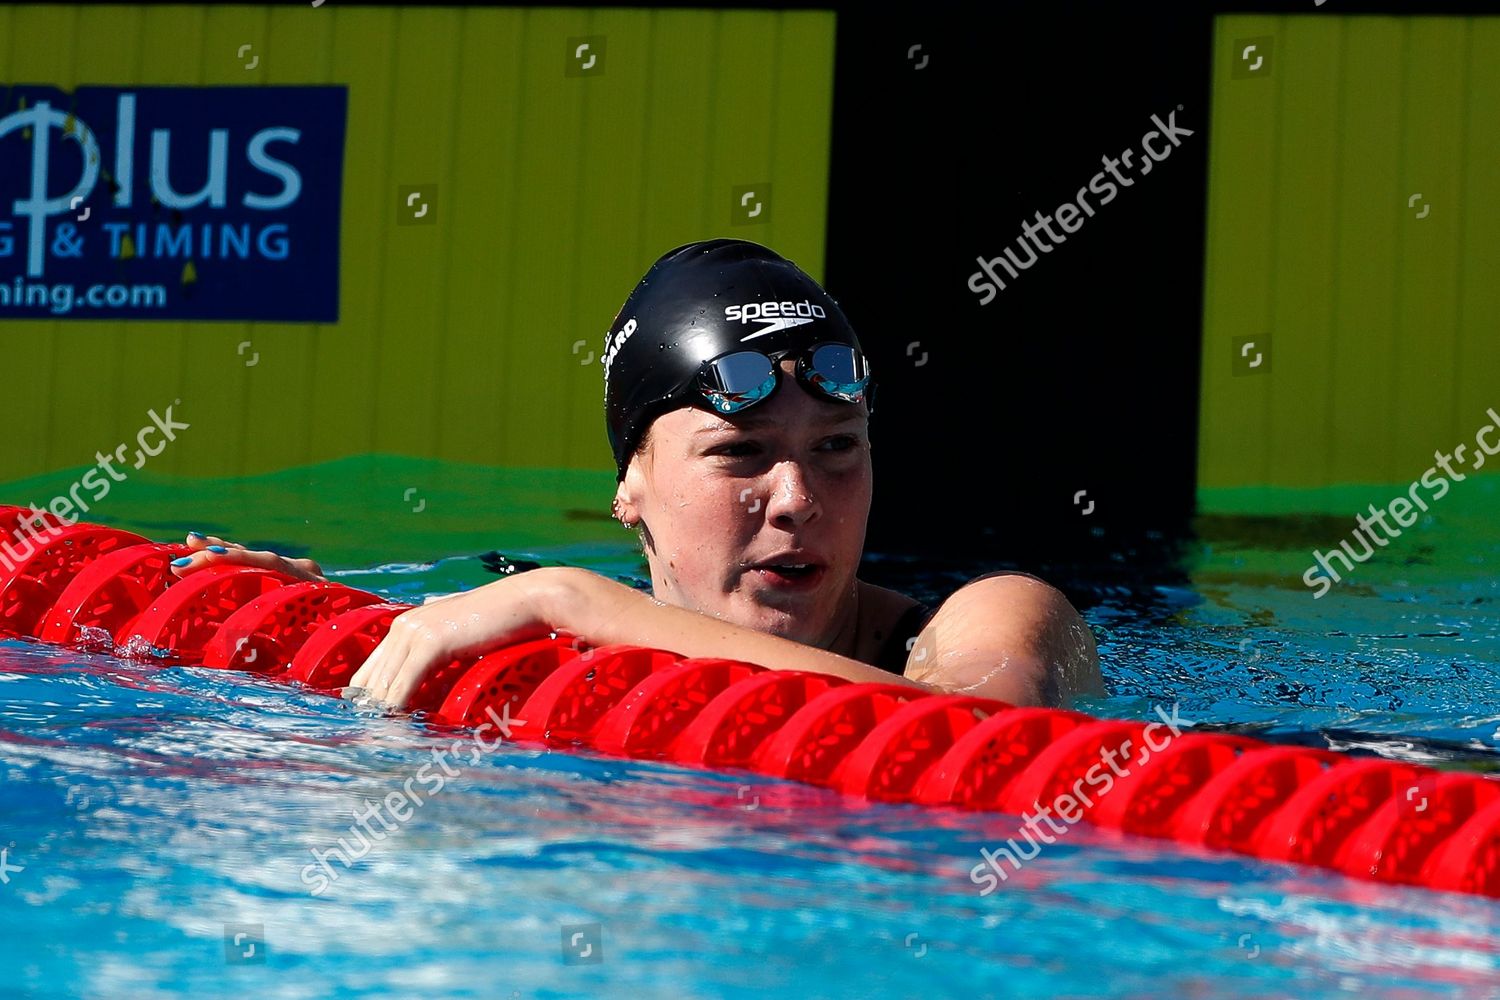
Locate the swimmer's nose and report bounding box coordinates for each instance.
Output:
[764,462,819,529]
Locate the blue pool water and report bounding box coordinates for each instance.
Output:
[1,463,1498,998]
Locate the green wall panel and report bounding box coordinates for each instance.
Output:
[0,4,836,481]
[1199,14,1500,496]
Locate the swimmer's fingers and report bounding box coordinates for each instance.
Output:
[183,532,243,552]
[170,532,326,583]
[348,611,445,709]
[346,582,554,711]
[347,631,400,703]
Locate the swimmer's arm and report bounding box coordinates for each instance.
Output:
[548,568,932,690]
[902,572,1106,708]
[350,566,930,709]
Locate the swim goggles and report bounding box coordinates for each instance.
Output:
[694,343,873,415]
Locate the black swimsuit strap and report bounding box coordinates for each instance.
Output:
[873,601,935,675]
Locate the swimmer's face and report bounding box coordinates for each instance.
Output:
[614,358,872,648]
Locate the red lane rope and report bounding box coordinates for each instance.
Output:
[39,541,190,645]
[2,515,1494,899]
[1,524,150,638]
[200,582,384,674]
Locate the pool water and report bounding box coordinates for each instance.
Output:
[1,458,1497,999]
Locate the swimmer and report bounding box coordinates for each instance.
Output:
[170,239,1104,709]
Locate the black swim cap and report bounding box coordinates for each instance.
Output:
[602,238,867,480]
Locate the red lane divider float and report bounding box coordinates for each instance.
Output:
[756,682,925,786]
[201,582,384,674]
[0,524,150,637]
[284,602,412,690]
[1256,757,1422,870]
[1088,733,1265,837]
[506,642,685,744]
[123,564,299,661]
[2,513,1496,900]
[837,695,1009,801]
[1173,744,1341,851]
[0,504,67,538]
[913,707,1090,809]
[1425,795,1500,896]
[592,656,767,758]
[39,542,190,646]
[1343,770,1500,885]
[672,670,848,768]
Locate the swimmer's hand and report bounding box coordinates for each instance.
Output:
[348,570,559,710]
[168,532,327,583]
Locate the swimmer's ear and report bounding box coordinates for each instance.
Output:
[613,471,645,530]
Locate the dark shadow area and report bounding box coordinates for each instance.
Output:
[826,3,1214,574]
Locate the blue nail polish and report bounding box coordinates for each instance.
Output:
[207,545,228,554]
[187,531,205,539]
[171,557,192,567]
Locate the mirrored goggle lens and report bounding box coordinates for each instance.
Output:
[805,344,870,402]
[698,351,777,413]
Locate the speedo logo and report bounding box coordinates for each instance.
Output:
[725,299,827,341]
[602,316,637,384]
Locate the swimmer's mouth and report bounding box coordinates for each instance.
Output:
[748,554,826,582]
[759,563,817,577]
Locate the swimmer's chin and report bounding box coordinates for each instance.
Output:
[729,601,826,644]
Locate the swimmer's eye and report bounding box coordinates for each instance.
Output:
[708,436,858,459]
[709,440,761,458]
[818,435,859,452]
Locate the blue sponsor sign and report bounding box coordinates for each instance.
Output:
[0,85,347,321]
